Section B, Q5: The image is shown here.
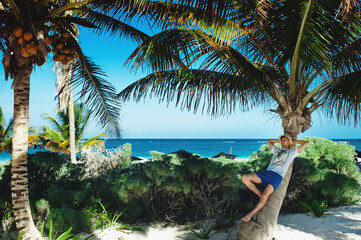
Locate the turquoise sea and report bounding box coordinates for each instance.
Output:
[1,138,361,162]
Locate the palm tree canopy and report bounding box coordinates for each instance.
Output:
[0,0,153,137]
[117,0,361,130]
[39,103,104,153]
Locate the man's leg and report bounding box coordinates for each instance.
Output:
[241,173,262,197]
[241,184,274,222]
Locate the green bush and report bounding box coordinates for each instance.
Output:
[0,161,11,216]
[251,137,361,212]
[47,206,91,234]
[235,137,361,212]
[1,137,360,231]
[102,151,244,220]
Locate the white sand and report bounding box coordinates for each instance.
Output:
[80,201,361,240]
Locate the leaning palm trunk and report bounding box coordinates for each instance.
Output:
[11,66,42,240]
[237,164,293,240]
[238,115,301,240]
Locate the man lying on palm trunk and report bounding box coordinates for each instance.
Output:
[241,134,309,222]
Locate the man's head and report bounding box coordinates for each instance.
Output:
[278,134,293,149]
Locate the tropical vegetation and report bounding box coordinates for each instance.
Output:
[117,0,361,238]
[0,137,359,238]
[0,107,13,153]
[38,103,104,156]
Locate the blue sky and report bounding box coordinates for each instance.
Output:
[1,28,361,139]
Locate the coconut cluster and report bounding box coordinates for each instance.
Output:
[13,25,76,66]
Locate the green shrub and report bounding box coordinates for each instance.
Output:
[47,185,88,208]
[0,162,11,217]
[250,137,361,212]
[47,206,91,234]
[103,152,244,220]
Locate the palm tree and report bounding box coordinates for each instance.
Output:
[117,0,361,239]
[39,103,104,154]
[0,106,13,152]
[0,0,149,238]
[55,62,78,163]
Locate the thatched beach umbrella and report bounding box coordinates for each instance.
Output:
[212,152,236,159]
[168,149,194,157]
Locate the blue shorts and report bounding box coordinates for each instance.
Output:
[256,170,283,190]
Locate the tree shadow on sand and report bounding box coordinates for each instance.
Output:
[278,204,361,239]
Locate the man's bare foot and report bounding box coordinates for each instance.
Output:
[241,214,252,222]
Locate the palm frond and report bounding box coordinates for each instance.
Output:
[42,114,64,135]
[323,71,361,126]
[72,56,122,138]
[78,8,149,43]
[331,38,361,77]
[74,103,92,141]
[118,69,268,116]
[82,139,104,149]
[256,0,360,72]
[81,133,105,148]
[52,15,99,29]
[3,119,13,139]
[45,140,67,153]
[47,0,94,18]
[5,0,22,23]
[41,126,65,142]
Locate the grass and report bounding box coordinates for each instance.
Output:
[299,200,329,217]
[40,220,82,240]
[186,223,217,239]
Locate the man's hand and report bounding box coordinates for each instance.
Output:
[267,139,279,149]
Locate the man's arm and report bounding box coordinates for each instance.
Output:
[295,140,309,153]
[267,139,279,150]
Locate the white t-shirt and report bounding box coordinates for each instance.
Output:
[266,146,299,177]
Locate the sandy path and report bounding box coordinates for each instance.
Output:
[80,201,361,240]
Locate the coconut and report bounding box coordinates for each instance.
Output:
[25,43,37,55]
[58,54,66,61]
[55,42,64,49]
[44,35,52,45]
[17,36,25,46]
[61,59,68,65]
[63,47,71,54]
[13,26,24,37]
[62,32,71,38]
[53,55,60,61]
[21,48,31,57]
[23,32,33,41]
[65,55,74,61]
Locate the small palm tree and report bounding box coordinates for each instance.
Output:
[39,103,104,156]
[0,107,13,152]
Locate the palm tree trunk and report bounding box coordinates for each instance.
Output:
[237,117,300,240]
[55,62,76,163]
[237,164,293,240]
[68,87,77,164]
[11,66,42,239]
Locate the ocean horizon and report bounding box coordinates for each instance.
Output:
[1,138,361,162]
